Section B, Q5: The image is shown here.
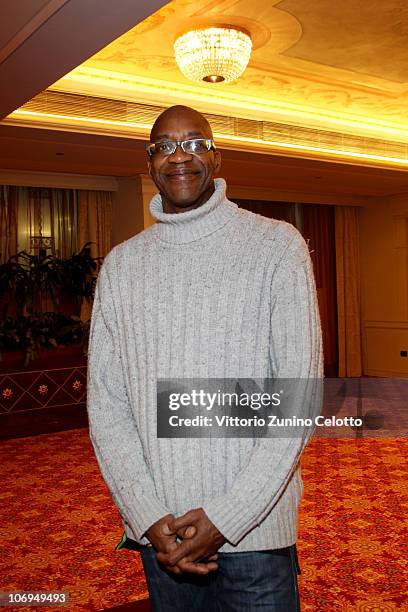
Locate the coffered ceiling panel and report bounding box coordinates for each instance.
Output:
[46,0,408,141]
[279,0,408,83]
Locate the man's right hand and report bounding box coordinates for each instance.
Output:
[145,514,218,576]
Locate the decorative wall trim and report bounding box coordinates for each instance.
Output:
[0,366,87,414]
[228,184,370,206]
[0,169,118,191]
[364,320,408,329]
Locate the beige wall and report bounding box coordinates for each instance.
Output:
[112,175,156,246]
[360,194,408,376]
[140,175,158,229]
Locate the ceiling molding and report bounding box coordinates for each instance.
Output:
[51,66,408,142]
[6,90,408,172]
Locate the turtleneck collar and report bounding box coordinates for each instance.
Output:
[149,178,239,244]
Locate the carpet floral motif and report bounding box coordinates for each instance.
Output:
[0,431,406,611]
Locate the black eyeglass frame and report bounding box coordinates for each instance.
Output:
[146,138,216,158]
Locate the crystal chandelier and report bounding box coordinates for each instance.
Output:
[174,26,252,84]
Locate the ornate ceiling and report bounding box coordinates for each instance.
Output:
[7,0,408,169]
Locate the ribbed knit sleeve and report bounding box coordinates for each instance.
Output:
[202,230,324,546]
[87,260,171,540]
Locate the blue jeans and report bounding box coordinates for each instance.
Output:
[138,545,301,611]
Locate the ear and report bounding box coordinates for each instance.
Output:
[213,149,222,174]
[147,158,152,177]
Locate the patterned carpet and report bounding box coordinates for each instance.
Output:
[0,430,406,611]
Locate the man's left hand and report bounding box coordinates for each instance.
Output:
[157,508,226,568]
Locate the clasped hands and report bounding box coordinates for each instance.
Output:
[146,508,226,576]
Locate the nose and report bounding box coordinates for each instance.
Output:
[168,144,193,162]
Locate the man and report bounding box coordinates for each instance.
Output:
[87,105,323,610]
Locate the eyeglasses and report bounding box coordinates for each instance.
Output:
[146,138,216,158]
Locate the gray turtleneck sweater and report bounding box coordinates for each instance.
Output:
[87,178,323,553]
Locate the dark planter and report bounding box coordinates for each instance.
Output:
[0,345,86,374]
[0,345,88,440]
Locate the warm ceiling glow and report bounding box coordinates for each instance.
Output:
[174,26,252,83]
[9,109,408,170]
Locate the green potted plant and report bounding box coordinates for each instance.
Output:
[0,243,102,368]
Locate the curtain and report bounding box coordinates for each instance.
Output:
[49,188,78,258]
[16,187,78,257]
[0,186,18,263]
[335,206,362,377]
[78,190,113,320]
[234,199,297,226]
[78,190,112,259]
[302,205,338,377]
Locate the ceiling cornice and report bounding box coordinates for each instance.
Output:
[5,90,408,172]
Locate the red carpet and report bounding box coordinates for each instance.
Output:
[0,430,406,611]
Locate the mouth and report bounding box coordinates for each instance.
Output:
[166,170,199,178]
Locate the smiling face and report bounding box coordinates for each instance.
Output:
[148,106,221,213]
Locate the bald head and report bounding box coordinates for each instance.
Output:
[147,104,221,214]
[150,105,213,143]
